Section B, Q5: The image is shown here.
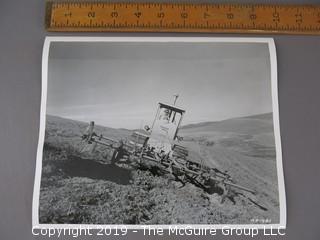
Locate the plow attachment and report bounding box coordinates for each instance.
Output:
[80,121,256,197]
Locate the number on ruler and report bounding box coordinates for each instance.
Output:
[134,12,142,18]
[273,12,280,22]
[250,14,257,20]
[181,12,188,19]
[111,11,118,18]
[295,13,303,24]
[157,12,165,18]
[227,13,234,20]
[88,12,95,18]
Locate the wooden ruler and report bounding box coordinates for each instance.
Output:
[46,2,320,34]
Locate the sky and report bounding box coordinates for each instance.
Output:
[47,41,273,129]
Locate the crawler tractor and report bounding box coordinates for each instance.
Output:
[80,96,256,201]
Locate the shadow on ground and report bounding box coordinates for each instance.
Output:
[55,155,132,185]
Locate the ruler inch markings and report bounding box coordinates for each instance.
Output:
[45,1,320,34]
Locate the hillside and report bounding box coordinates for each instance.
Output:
[179,113,279,222]
[182,113,273,134]
[39,113,280,225]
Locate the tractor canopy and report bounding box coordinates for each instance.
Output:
[148,102,186,154]
[158,102,185,114]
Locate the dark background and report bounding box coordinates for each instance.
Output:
[0,0,319,239]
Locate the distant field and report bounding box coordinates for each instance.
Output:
[180,113,279,222]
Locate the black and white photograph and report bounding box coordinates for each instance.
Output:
[33,37,285,228]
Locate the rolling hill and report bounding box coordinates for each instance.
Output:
[38,113,280,225]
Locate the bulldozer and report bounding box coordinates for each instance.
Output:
[80,95,256,202]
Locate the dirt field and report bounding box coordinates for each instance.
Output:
[38,114,279,224]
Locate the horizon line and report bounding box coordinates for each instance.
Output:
[46,112,273,131]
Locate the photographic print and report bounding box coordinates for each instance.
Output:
[33,37,285,228]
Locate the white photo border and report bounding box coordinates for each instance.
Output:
[33,36,286,230]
